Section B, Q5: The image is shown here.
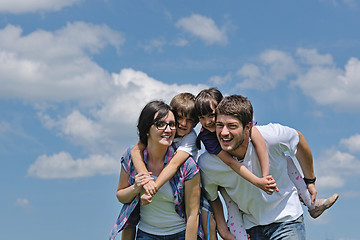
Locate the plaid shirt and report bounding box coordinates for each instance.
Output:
[109,145,204,239]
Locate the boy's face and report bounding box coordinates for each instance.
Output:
[176,111,195,137]
[198,106,216,132]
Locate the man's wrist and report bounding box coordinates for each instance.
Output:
[303,177,316,184]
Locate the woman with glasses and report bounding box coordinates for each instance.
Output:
[110,100,202,240]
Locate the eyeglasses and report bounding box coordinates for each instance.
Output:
[153,121,177,130]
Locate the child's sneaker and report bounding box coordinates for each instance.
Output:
[309,193,339,219]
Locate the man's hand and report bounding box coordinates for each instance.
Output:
[256,175,279,195]
[306,182,317,204]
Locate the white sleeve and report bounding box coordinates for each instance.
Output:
[176,129,198,159]
[257,123,299,156]
[198,153,219,201]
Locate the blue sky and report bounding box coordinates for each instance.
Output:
[1,0,359,239]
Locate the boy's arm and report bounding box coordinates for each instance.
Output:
[155,150,190,190]
[141,150,191,205]
[131,141,149,174]
[131,141,156,196]
[251,126,269,177]
[217,150,277,195]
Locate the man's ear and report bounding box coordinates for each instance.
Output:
[245,121,252,131]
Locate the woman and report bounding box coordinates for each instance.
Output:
[109,100,202,240]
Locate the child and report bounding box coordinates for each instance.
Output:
[121,92,203,240]
[195,88,339,239]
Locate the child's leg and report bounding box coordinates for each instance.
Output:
[201,209,217,240]
[219,187,247,240]
[121,226,136,240]
[286,155,314,209]
[286,155,339,219]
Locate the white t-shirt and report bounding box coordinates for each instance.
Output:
[173,129,198,160]
[138,178,186,235]
[198,123,303,229]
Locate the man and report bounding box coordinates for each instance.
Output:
[198,95,317,240]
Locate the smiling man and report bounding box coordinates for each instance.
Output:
[198,94,317,240]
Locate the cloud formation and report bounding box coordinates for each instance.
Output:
[0,22,124,102]
[28,152,119,179]
[233,48,360,111]
[0,0,80,14]
[176,14,228,45]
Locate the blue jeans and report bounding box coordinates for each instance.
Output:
[136,229,186,240]
[246,215,305,240]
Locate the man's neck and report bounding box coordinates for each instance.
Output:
[229,138,249,160]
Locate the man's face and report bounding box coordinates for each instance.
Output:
[216,114,250,153]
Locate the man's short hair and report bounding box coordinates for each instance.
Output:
[216,95,253,128]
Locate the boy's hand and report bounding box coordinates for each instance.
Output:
[143,180,157,196]
[257,175,279,195]
[140,193,153,205]
[134,172,153,192]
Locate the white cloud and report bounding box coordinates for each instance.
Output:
[172,38,189,47]
[28,152,119,179]
[209,73,232,85]
[236,49,298,90]
[139,37,167,53]
[14,198,30,207]
[316,148,360,189]
[0,22,124,102]
[176,14,228,45]
[35,68,208,166]
[233,48,360,111]
[0,0,80,14]
[340,134,360,153]
[296,48,334,65]
[294,57,360,110]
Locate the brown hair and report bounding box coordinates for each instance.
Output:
[216,95,253,128]
[170,92,198,126]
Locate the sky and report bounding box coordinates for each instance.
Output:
[0,0,359,239]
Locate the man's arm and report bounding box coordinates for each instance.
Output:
[295,130,317,204]
[209,197,236,240]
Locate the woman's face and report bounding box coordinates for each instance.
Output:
[148,111,176,147]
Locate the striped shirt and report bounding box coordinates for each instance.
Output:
[109,145,204,239]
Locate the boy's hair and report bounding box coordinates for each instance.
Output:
[137,100,173,146]
[216,95,253,128]
[170,92,199,126]
[195,87,223,117]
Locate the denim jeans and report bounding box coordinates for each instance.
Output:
[136,229,186,240]
[246,215,305,240]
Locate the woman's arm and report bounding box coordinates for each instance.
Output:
[184,173,201,240]
[116,166,152,204]
[250,126,270,177]
[217,150,277,195]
